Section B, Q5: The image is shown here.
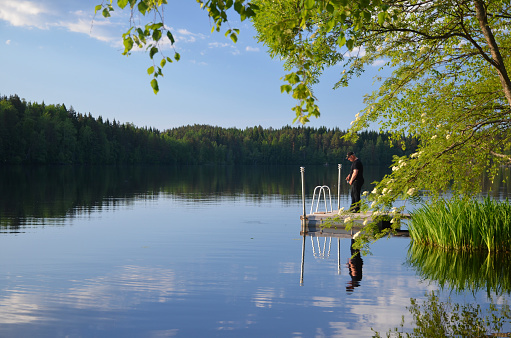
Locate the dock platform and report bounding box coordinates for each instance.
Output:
[300,210,410,226]
[300,210,411,238]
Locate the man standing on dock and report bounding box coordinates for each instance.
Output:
[346,151,364,212]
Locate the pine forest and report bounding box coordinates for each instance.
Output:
[0,95,418,166]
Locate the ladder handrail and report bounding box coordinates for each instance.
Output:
[310,185,333,214]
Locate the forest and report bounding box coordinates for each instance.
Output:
[0,95,418,165]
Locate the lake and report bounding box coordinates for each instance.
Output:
[1,165,510,337]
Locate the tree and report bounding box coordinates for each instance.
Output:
[96,0,511,204]
[251,0,511,206]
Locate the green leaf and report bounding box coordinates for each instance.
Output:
[150,23,164,30]
[230,33,238,43]
[346,39,354,51]
[94,5,102,14]
[133,36,141,47]
[123,37,134,53]
[337,34,346,47]
[304,0,315,10]
[378,11,386,25]
[102,8,111,18]
[174,52,180,61]
[280,84,292,93]
[138,1,149,14]
[152,29,162,42]
[149,46,158,59]
[234,1,242,13]
[160,58,166,68]
[117,0,129,9]
[147,66,155,75]
[166,31,175,45]
[326,18,335,32]
[150,79,159,94]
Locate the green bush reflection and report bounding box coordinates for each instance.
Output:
[407,244,511,296]
[372,291,511,337]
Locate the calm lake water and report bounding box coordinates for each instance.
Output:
[1,165,510,337]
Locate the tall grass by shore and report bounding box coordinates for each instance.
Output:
[409,197,511,252]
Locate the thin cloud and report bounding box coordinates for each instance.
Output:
[0,1,227,53]
[208,42,240,56]
[6,40,11,45]
[0,0,50,28]
[0,1,119,44]
[345,46,366,57]
[190,60,208,66]
[208,42,231,48]
[372,59,387,67]
[175,28,206,43]
[245,46,259,52]
[59,10,119,45]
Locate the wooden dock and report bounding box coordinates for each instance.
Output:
[300,210,411,237]
[301,210,410,226]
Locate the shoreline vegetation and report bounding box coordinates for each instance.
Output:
[409,197,511,252]
[0,94,417,165]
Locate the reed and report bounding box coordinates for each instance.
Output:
[409,196,511,252]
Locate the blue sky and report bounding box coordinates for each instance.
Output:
[0,0,383,130]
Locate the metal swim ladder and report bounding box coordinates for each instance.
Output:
[310,185,333,214]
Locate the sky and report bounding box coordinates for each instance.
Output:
[0,0,384,131]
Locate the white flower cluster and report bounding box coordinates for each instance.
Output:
[392,159,407,171]
[350,113,361,126]
[382,188,392,195]
[410,151,422,158]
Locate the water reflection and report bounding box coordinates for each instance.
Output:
[2,164,509,230]
[300,225,364,292]
[1,164,511,336]
[0,264,186,325]
[407,244,511,295]
[346,239,363,293]
[1,165,389,230]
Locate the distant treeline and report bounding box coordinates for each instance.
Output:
[0,95,418,165]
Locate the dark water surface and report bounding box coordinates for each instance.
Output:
[1,165,510,337]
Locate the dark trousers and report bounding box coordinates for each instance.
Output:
[350,181,363,212]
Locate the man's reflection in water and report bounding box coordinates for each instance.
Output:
[346,238,363,292]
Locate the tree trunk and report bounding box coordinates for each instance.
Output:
[473,0,511,107]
